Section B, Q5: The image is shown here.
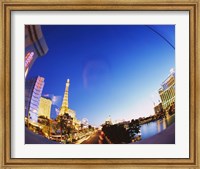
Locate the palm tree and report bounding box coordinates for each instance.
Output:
[38,115,46,119]
[56,113,73,142]
[46,118,53,138]
[128,119,140,140]
[56,115,65,141]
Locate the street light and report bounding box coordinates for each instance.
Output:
[60,115,63,142]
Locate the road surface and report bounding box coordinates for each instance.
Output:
[26,127,109,144]
[81,131,109,144]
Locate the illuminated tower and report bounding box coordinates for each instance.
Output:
[59,79,70,115]
[25,76,45,122]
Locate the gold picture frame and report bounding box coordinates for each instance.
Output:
[0,0,199,168]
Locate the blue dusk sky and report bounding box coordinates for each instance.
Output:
[27,25,175,126]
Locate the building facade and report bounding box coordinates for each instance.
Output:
[158,70,175,110]
[38,97,52,119]
[25,25,48,78]
[25,76,45,122]
[154,102,163,115]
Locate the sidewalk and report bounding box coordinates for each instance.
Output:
[132,123,175,144]
[25,127,60,144]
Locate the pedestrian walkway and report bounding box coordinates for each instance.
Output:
[25,127,60,144]
[132,123,175,144]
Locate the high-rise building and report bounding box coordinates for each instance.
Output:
[25,25,48,78]
[38,97,52,119]
[25,76,45,122]
[158,69,175,110]
[59,79,76,124]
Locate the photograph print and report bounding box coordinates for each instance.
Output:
[25,25,175,144]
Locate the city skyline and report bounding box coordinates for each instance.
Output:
[27,25,175,126]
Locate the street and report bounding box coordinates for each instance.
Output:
[81,130,109,144]
[25,127,109,144]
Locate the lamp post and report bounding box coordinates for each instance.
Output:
[60,115,63,142]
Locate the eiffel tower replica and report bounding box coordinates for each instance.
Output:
[60,79,70,115]
[59,79,76,119]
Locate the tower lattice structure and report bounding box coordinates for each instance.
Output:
[59,79,70,115]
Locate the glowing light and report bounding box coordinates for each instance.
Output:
[25,52,34,69]
[25,67,29,78]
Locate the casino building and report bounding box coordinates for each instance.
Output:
[25,76,45,123]
[38,96,52,119]
[25,25,48,78]
[158,69,175,110]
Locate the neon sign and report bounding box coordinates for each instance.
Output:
[25,52,34,69]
